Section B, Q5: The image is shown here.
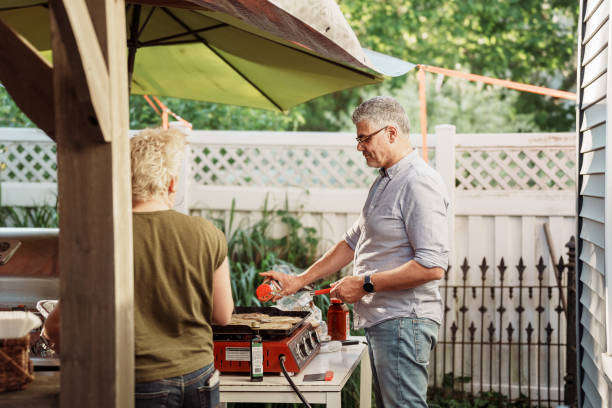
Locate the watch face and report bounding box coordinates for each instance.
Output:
[363,282,375,293]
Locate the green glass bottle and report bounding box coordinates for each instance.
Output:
[250,322,263,382]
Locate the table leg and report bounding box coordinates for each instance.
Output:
[326,391,341,408]
[360,347,372,408]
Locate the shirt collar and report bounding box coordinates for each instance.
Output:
[379,149,419,179]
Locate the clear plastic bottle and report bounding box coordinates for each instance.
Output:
[256,279,283,302]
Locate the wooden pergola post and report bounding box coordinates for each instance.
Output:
[50,1,134,407]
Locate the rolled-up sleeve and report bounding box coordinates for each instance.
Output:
[401,174,449,270]
[343,217,362,250]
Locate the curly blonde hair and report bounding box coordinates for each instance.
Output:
[130,128,187,202]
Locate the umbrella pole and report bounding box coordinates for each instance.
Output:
[418,65,428,162]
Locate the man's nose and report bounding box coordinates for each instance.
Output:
[356,142,365,151]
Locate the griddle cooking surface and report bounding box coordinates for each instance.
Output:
[212,306,310,339]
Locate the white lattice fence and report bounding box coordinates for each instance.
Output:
[1,130,56,183]
[456,148,576,190]
[1,129,576,192]
[191,144,377,188]
[0,128,577,293]
[189,131,416,189]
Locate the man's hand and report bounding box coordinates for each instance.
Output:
[259,270,306,301]
[329,276,367,304]
[42,304,60,350]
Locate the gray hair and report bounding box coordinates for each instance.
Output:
[351,96,410,136]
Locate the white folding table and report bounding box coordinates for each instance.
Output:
[219,337,371,407]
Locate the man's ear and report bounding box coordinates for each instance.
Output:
[387,125,399,143]
[169,177,178,194]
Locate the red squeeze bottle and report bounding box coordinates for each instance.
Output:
[327,298,350,341]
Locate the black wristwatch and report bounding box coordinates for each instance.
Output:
[363,274,375,293]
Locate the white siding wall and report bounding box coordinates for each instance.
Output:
[578,0,612,407]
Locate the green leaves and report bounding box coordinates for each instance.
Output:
[0,205,58,228]
[211,198,322,307]
[2,1,578,134]
[128,95,306,131]
[229,262,262,307]
[123,0,577,133]
[0,87,34,128]
[428,373,535,407]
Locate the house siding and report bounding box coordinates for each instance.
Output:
[578,0,611,407]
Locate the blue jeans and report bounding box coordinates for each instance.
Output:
[365,317,439,408]
[135,363,219,408]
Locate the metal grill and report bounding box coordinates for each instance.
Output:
[431,237,577,407]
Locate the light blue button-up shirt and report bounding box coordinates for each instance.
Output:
[343,149,449,328]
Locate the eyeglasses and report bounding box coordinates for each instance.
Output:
[355,126,387,145]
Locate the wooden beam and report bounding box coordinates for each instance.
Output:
[86,0,109,60]
[107,0,135,406]
[49,0,112,142]
[50,0,134,407]
[0,19,55,139]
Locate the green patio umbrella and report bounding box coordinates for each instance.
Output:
[0,0,414,111]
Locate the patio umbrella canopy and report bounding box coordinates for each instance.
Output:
[0,0,413,111]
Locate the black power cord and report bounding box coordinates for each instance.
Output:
[279,355,312,408]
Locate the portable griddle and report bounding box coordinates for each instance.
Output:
[212,306,321,374]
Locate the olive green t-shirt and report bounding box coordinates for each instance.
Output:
[133,210,227,382]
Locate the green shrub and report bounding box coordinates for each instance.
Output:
[428,373,539,408]
[211,198,324,308]
[0,205,59,228]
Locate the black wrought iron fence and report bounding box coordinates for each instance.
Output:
[430,237,577,407]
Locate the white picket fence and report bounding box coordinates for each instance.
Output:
[1,126,576,286]
[186,127,575,285]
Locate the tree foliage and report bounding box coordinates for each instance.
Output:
[339,0,578,131]
[125,0,580,133]
[129,95,307,131]
[0,85,34,127]
[1,0,578,132]
[342,0,576,81]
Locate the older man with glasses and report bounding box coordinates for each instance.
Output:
[262,96,449,407]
